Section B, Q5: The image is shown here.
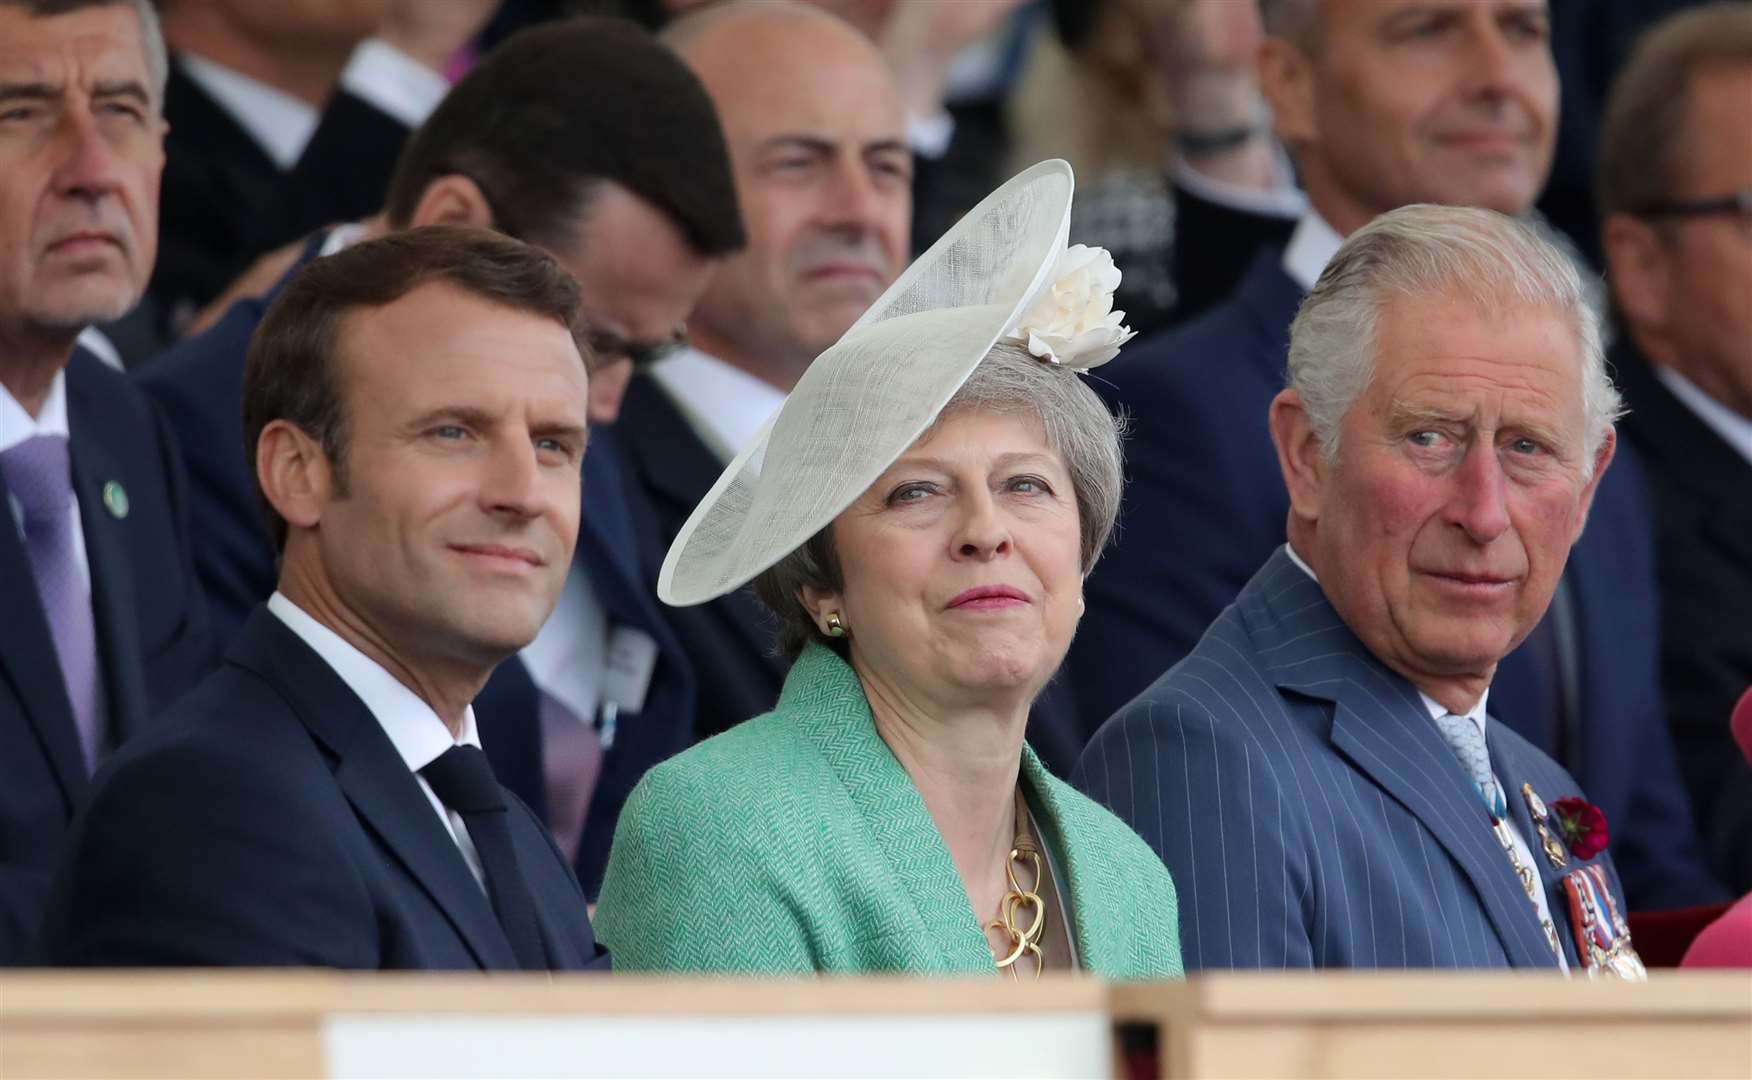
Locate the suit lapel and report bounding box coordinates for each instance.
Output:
[228,610,518,969]
[1618,345,1752,572]
[1256,551,1560,968]
[617,374,729,536]
[0,481,85,808]
[68,430,150,743]
[783,644,993,972]
[1020,749,1129,972]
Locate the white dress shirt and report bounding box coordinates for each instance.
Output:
[648,346,788,464]
[1281,208,1346,292]
[179,40,448,170]
[266,591,487,891]
[1655,365,1752,469]
[1283,544,1570,971]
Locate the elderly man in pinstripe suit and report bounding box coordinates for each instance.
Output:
[1078,204,1642,973]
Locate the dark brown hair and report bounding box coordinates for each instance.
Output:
[1598,4,1752,221]
[242,225,589,551]
[383,16,744,258]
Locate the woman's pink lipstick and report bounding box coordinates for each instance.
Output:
[947,585,1029,611]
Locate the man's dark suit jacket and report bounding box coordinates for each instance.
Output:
[615,373,1091,773]
[1616,341,1752,892]
[134,245,695,897]
[139,62,411,351]
[0,350,211,961]
[38,609,608,969]
[1068,250,1724,910]
[1076,549,1629,970]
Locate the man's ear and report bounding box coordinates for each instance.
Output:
[1270,388,1328,526]
[256,420,333,535]
[1571,427,1617,542]
[407,175,497,230]
[1601,213,1675,339]
[1259,34,1317,146]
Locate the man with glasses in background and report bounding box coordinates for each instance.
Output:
[1598,3,1752,894]
[134,16,746,899]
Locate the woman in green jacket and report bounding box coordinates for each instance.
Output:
[595,161,1181,980]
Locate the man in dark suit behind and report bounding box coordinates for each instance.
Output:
[123,0,497,355]
[43,227,608,969]
[1597,6,1752,891]
[0,0,211,963]
[1069,0,1722,909]
[135,17,747,898]
[1080,206,1645,975]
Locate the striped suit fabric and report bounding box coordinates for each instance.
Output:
[1075,547,1629,971]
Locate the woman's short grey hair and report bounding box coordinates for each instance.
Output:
[1286,203,1622,479]
[753,341,1126,658]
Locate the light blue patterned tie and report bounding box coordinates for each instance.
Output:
[1434,712,1506,820]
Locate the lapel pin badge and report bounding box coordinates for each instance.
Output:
[102,480,129,520]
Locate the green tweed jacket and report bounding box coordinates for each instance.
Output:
[595,643,1183,977]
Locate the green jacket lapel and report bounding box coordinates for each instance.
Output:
[784,644,993,973]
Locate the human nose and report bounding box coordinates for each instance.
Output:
[821,157,886,233]
[1461,14,1520,98]
[951,488,1012,561]
[1447,442,1511,543]
[53,111,125,203]
[480,437,548,519]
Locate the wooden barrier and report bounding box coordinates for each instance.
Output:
[1113,972,1752,1079]
[2,971,1748,1079]
[0,972,1111,1079]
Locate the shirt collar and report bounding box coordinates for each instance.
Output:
[177,52,318,171]
[647,345,788,464]
[0,369,71,454]
[1281,543,1492,730]
[1281,207,1345,292]
[1655,365,1752,470]
[266,591,480,772]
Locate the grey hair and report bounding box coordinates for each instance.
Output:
[753,341,1127,658]
[3,0,169,105]
[1287,204,1623,480]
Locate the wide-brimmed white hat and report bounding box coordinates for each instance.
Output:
[659,159,1133,606]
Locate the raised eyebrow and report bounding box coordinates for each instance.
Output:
[404,405,496,432]
[531,421,589,448]
[759,134,834,157]
[0,82,60,105]
[93,80,152,106]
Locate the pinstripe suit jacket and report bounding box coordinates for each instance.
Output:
[1075,548,1628,971]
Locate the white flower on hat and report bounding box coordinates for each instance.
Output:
[1007,244,1137,370]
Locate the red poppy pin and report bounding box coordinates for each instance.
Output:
[1550,797,1609,861]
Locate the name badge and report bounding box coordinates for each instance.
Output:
[600,625,659,718]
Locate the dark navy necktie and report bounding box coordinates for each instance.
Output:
[422,745,549,969]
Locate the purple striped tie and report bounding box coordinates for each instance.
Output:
[1,435,101,770]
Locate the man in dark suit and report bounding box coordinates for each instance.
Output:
[134,18,746,898]
[0,0,212,963]
[1070,0,1721,909]
[1080,206,1644,974]
[1597,6,1752,892]
[43,227,608,968]
[121,0,498,356]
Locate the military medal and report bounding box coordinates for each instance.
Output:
[1562,864,1646,980]
[1522,783,1570,869]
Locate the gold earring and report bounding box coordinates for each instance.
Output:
[824,611,846,637]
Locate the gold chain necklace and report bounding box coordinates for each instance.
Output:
[984,788,1046,979]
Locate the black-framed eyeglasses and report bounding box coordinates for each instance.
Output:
[586,324,690,371]
[1633,187,1752,223]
